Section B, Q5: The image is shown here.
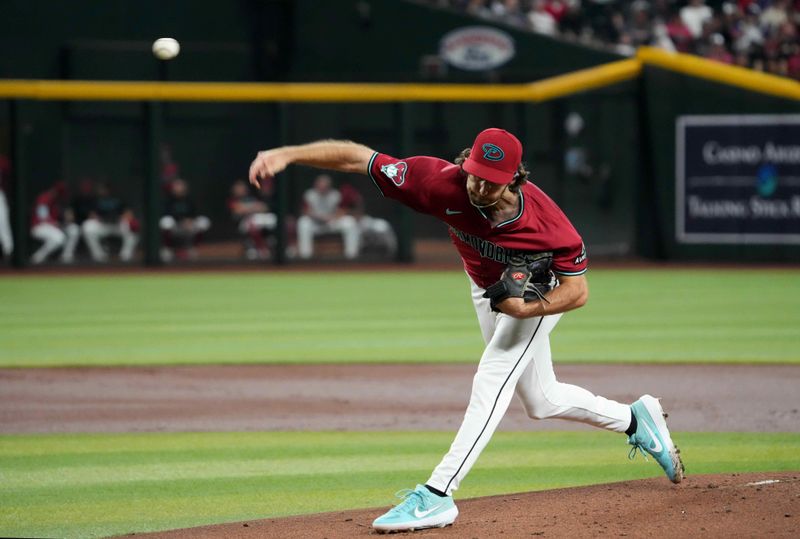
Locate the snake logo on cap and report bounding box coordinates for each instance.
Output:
[482,143,504,161]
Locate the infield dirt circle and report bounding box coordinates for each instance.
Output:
[3,364,799,538]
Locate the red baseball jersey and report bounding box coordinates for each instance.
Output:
[368,152,588,288]
[31,191,61,227]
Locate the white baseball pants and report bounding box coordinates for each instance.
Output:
[238,212,277,234]
[426,277,632,495]
[30,223,79,264]
[82,218,139,261]
[0,190,13,256]
[297,215,359,259]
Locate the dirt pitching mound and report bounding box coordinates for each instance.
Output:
[134,473,798,538]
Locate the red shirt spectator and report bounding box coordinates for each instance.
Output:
[667,13,695,52]
[544,0,568,22]
[31,182,67,227]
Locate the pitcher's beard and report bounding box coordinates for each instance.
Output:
[469,197,502,208]
[468,185,508,208]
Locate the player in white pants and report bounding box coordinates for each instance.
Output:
[80,182,139,262]
[30,182,79,264]
[0,188,13,257]
[297,174,359,259]
[160,178,211,261]
[82,218,138,262]
[30,222,79,264]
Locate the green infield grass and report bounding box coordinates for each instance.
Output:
[1,431,798,538]
[0,268,798,366]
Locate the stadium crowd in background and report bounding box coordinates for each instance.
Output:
[425,0,800,79]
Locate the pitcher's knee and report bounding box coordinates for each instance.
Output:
[523,402,558,420]
[520,387,563,420]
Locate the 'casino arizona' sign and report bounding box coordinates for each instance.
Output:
[676,115,800,244]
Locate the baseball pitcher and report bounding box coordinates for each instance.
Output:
[249,129,684,533]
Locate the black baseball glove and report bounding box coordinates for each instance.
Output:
[482,253,556,312]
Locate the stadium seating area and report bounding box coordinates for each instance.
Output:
[423,0,800,79]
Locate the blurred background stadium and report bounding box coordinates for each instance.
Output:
[1,0,797,269]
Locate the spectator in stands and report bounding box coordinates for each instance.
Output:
[228,179,276,260]
[160,178,211,261]
[707,33,735,63]
[732,5,765,59]
[652,15,678,51]
[297,174,359,260]
[492,0,529,27]
[629,2,655,47]
[681,0,714,39]
[528,0,559,35]
[466,0,493,19]
[0,155,13,258]
[775,20,798,73]
[427,0,799,79]
[81,182,139,262]
[760,0,790,34]
[544,0,569,24]
[557,1,587,37]
[339,183,397,257]
[29,181,79,264]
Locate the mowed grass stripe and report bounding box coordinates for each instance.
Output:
[1,431,799,539]
[1,269,798,366]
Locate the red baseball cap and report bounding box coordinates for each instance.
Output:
[462,128,523,185]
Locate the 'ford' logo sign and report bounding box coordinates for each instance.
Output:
[439,26,515,72]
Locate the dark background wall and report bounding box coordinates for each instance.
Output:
[3,0,795,262]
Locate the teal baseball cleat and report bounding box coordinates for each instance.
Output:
[372,484,459,533]
[628,395,685,484]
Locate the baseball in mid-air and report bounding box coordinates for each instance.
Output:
[152,38,180,60]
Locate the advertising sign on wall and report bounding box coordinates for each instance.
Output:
[439,26,515,71]
[676,115,800,244]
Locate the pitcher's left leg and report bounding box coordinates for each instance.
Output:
[514,325,630,432]
[515,335,684,482]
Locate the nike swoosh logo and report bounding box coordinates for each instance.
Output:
[642,422,663,453]
[445,209,462,215]
[414,503,444,518]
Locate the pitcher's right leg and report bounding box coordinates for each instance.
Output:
[426,312,561,496]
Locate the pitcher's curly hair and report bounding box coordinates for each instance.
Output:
[454,148,530,193]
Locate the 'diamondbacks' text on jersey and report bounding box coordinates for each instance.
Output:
[368,152,588,288]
